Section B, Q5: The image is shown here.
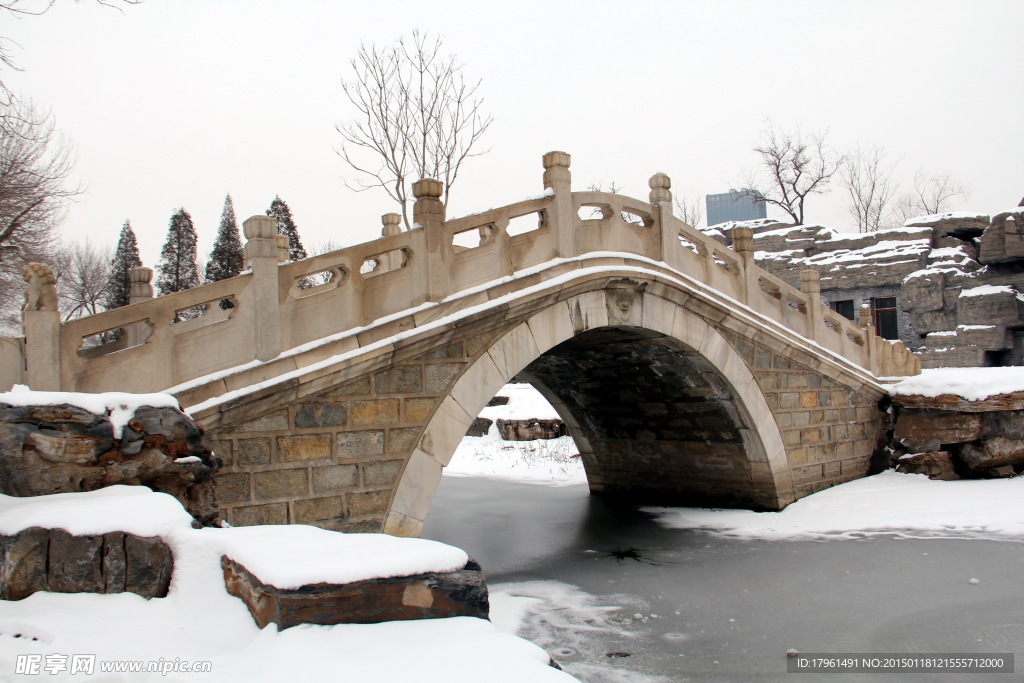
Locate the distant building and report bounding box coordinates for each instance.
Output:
[706,189,767,226]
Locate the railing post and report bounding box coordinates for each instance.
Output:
[732,226,756,305]
[381,212,403,237]
[244,215,282,361]
[649,173,674,265]
[542,151,574,258]
[413,178,449,302]
[379,212,405,275]
[859,302,876,371]
[126,266,153,347]
[22,262,60,390]
[800,269,821,342]
[275,234,290,263]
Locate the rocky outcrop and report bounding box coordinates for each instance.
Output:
[496,418,568,441]
[0,404,220,525]
[0,528,172,600]
[222,556,489,630]
[890,390,1024,478]
[978,210,1024,264]
[895,451,958,480]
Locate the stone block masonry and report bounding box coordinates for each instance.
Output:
[722,331,889,499]
[211,340,481,532]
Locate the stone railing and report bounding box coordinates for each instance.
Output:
[13,151,918,394]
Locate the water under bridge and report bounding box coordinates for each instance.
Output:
[9,152,920,536]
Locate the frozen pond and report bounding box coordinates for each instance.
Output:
[423,476,1024,682]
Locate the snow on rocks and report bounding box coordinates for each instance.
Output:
[0,485,574,682]
[0,384,180,436]
[217,525,468,589]
[888,367,1024,403]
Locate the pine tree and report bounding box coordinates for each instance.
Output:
[266,196,308,261]
[155,208,201,295]
[206,194,244,282]
[103,220,142,310]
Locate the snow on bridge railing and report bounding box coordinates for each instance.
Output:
[21,150,917,394]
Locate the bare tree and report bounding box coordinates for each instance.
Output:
[744,123,844,225]
[0,100,77,259]
[911,169,970,216]
[337,30,493,230]
[841,144,899,232]
[1,1,140,111]
[673,194,704,229]
[0,99,78,329]
[53,239,110,320]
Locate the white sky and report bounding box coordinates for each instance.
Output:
[4,0,1022,268]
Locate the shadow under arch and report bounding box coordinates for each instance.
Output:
[385,288,793,537]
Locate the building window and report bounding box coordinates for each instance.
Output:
[830,300,855,320]
[873,297,898,340]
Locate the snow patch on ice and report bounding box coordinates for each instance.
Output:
[645,470,1024,541]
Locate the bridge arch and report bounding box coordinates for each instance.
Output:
[385,282,794,537]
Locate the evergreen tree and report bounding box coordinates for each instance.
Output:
[266,196,307,261]
[155,208,201,295]
[103,220,142,310]
[206,194,244,282]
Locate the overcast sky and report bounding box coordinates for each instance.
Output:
[5,0,1022,267]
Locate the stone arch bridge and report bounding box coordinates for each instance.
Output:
[8,152,919,536]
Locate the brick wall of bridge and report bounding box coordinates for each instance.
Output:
[208,336,492,531]
[721,330,889,498]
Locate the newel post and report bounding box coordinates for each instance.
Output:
[244,215,282,361]
[731,226,756,305]
[22,262,60,390]
[412,178,449,302]
[379,212,405,274]
[800,269,822,341]
[859,302,876,371]
[542,151,574,258]
[649,173,674,265]
[126,266,153,347]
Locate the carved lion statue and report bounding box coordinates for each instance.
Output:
[23,262,58,312]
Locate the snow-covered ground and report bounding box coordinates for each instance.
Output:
[0,486,572,682]
[446,383,586,485]
[6,376,1024,681]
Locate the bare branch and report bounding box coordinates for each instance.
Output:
[673,193,704,229]
[744,122,844,225]
[336,30,492,230]
[841,144,899,232]
[52,239,111,320]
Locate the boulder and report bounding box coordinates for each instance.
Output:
[892,391,1024,413]
[465,417,493,437]
[901,272,947,313]
[496,418,568,441]
[0,404,220,525]
[0,527,172,600]
[978,211,1024,264]
[222,555,489,630]
[958,287,1024,327]
[893,411,981,451]
[905,213,989,242]
[895,451,959,480]
[960,437,1024,472]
